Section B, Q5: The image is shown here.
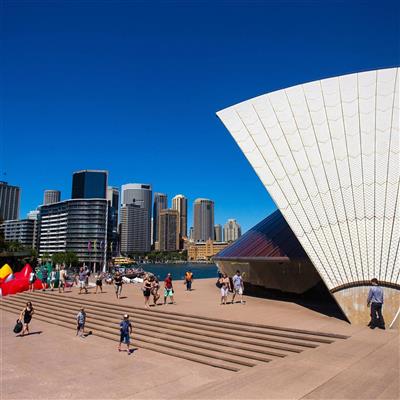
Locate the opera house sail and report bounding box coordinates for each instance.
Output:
[216,68,399,327]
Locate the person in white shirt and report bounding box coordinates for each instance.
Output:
[49,268,57,291]
[231,270,245,304]
[28,270,36,292]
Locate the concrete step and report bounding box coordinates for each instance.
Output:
[15,292,306,353]
[2,296,274,364]
[7,295,280,360]
[49,291,349,339]
[1,302,242,372]
[3,290,350,372]
[19,291,325,348]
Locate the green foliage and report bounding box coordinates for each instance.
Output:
[50,251,79,267]
[64,251,79,267]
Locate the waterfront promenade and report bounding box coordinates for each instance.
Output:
[1,278,398,399]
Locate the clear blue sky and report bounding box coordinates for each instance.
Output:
[2,0,399,232]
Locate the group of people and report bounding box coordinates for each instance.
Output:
[28,265,69,293]
[217,270,245,305]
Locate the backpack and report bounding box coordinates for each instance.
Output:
[216,279,222,289]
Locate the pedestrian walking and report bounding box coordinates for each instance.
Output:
[76,307,86,337]
[142,275,152,308]
[231,270,245,304]
[19,302,34,336]
[95,273,103,294]
[41,266,48,291]
[78,267,88,294]
[85,266,91,286]
[118,314,133,354]
[114,271,123,299]
[367,278,385,329]
[184,270,193,291]
[28,270,37,292]
[150,276,160,306]
[59,265,67,293]
[49,268,57,291]
[163,273,175,305]
[218,273,231,305]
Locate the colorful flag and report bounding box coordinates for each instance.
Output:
[88,241,92,252]
[94,240,97,251]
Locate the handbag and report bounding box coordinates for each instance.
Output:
[13,319,23,334]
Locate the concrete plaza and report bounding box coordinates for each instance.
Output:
[1,278,398,399]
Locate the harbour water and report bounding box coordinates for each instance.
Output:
[142,262,218,281]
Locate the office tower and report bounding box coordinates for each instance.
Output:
[0,181,20,220]
[120,204,150,254]
[27,210,39,220]
[107,186,119,256]
[71,170,108,199]
[120,183,152,253]
[214,224,223,242]
[189,227,194,241]
[38,199,108,266]
[193,198,214,242]
[223,219,242,242]
[0,219,37,248]
[43,190,61,205]
[158,209,179,251]
[172,194,188,244]
[121,183,152,209]
[27,210,39,248]
[152,193,168,245]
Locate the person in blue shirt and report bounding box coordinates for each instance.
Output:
[367,278,385,330]
[118,314,133,354]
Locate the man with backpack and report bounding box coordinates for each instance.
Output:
[118,314,133,354]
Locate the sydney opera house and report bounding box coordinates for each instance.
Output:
[215,68,399,327]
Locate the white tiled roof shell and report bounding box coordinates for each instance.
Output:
[217,68,399,290]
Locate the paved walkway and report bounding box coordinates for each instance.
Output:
[1,278,398,399]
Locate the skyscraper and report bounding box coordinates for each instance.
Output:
[214,224,223,242]
[158,209,179,251]
[120,183,152,253]
[189,227,194,241]
[120,204,150,254]
[193,198,214,242]
[0,181,20,220]
[43,190,61,205]
[107,186,119,256]
[172,194,188,245]
[71,170,108,199]
[223,219,242,242]
[38,199,108,267]
[152,193,168,245]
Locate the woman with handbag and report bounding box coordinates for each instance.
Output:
[19,302,34,336]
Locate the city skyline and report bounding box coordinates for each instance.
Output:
[4,2,398,233]
[6,174,243,234]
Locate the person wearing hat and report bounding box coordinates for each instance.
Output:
[118,314,133,354]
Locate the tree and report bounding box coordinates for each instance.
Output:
[64,251,79,268]
[52,252,65,266]
[42,252,50,263]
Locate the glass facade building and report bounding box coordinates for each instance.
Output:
[38,199,108,266]
[72,170,107,199]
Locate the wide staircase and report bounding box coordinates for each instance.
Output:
[1,292,349,372]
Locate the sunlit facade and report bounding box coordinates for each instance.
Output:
[216,68,399,326]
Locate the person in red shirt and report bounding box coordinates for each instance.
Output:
[163,273,175,305]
